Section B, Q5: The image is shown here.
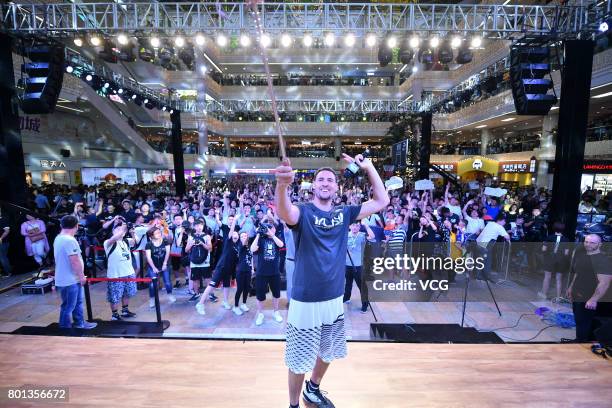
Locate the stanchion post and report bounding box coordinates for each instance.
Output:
[152,276,162,324]
[89,244,97,279]
[83,281,93,321]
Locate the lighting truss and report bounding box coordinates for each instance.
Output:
[204,99,422,114]
[1,2,610,39]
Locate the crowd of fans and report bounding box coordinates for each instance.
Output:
[209,72,395,87]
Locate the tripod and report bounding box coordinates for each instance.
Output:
[461,240,502,327]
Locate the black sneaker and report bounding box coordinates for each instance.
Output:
[111,313,123,321]
[121,309,136,318]
[360,304,369,314]
[188,293,201,302]
[174,280,181,289]
[209,293,218,302]
[302,381,335,408]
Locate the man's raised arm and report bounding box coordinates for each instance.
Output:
[273,158,300,226]
[341,154,389,220]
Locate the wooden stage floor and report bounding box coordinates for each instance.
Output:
[0,335,610,408]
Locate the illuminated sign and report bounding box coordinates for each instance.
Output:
[499,162,530,173]
[431,162,457,172]
[40,160,66,168]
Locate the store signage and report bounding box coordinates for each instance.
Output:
[40,160,66,168]
[21,116,41,132]
[431,162,456,172]
[499,162,530,173]
[583,161,612,172]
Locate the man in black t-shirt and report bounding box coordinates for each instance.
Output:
[565,234,612,343]
[251,223,284,326]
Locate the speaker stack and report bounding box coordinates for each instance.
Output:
[19,44,65,114]
[509,45,557,115]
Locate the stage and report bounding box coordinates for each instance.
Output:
[0,335,610,407]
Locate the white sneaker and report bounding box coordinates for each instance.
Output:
[537,291,547,299]
[167,294,176,304]
[239,303,250,312]
[195,303,206,315]
[149,298,155,308]
[273,311,283,323]
[255,313,264,326]
[232,306,244,316]
[222,301,231,310]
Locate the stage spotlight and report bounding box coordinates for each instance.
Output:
[471,36,483,48]
[366,33,377,47]
[438,40,453,64]
[85,74,93,82]
[456,45,473,64]
[65,66,74,73]
[399,38,414,64]
[117,34,129,45]
[150,37,161,48]
[174,36,185,48]
[216,34,228,48]
[599,22,609,32]
[281,33,292,48]
[409,35,420,49]
[179,47,195,70]
[260,33,271,48]
[324,32,335,47]
[90,35,101,47]
[451,36,462,49]
[240,33,251,47]
[418,48,434,65]
[344,33,356,47]
[430,36,440,48]
[131,94,137,100]
[303,33,313,47]
[73,38,83,47]
[195,33,206,46]
[378,45,392,67]
[386,36,397,48]
[118,88,124,94]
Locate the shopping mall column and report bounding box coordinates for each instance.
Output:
[536,112,558,189]
[170,110,186,197]
[224,136,232,158]
[334,137,342,160]
[549,40,594,240]
[418,112,432,180]
[0,33,27,206]
[480,128,490,156]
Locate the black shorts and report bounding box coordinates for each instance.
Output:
[256,274,281,301]
[170,255,182,271]
[191,267,211,281]
[209,267,232,288]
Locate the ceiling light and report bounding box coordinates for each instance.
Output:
[118,88,123,94]
[260,33,271,48]
[240,34,251,47]
[65,66,74,73]
[303,33,313,47]
[162,106,167,111]
[216,34,228,48]
[281,33,292,48]
[143,98,148,104]
[150,37,160,48]
[73,38,83,47]
[324,32,335,47]
[90,35,101,46]
[200,65,208,75]
[550,106,559,110]
[366,33,377,47]
[451,36,462,49]
[103,82,110,88]
[131,94,137,100]
[412,65,418,73]
[430,36,440,48]
[344,33,356,47]
[170,109,174,114]
[85,74,93,82]
[195,33,206,46]
[501,118,515,122]
[599,22,609,32]
[475,124,487,129]
[386,36,398,48]
[409,36,420,49]
[471,36,483,48]
[174,36,185,48]
[117,34,129,45]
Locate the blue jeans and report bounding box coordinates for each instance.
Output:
[147,267,172,298]
[58,283,84,328]
[0,241,11,275]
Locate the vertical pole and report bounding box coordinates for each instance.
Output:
[83,281,93,321]
[170,110,186,197]
[549,40,594,240]
[152,276,162,324]
[418,112,432,180]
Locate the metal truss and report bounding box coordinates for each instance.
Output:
[63,47,190,112]
[2,2,610,39]
[204,99,421,113]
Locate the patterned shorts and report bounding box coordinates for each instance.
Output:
[106,274,137,304]
[285,296,347,374]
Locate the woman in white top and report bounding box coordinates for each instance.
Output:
[462,199,485,237]
[20,214,49,267]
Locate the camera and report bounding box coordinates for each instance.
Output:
[258,222,272,236]
[343,147,371,178]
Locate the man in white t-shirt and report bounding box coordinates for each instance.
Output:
[104,223,138,321]
[476,213,510,281]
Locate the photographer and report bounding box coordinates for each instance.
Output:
[103,222,138,321]
[185,219,213,302]
[250,222,284,326]
[145,226,175,308]
[196,215,239,316]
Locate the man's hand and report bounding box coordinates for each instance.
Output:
[274,158,295,187]
[342,153,374,171]
[585,298,597,310]
[80,275,87,285]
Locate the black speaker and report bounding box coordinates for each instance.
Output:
[60,149,71,158]
[378,46,392,67]
[510,45,557,115]
[19,44,65,114]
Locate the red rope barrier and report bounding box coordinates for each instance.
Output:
[87,277,152,283]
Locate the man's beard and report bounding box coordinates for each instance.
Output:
[314,189,333,202]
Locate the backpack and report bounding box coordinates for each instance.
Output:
[190,242,208,265]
